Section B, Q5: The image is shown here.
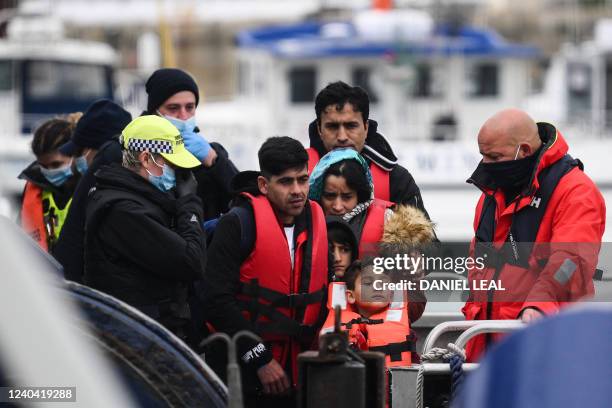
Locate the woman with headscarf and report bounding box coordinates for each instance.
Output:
[308,148,394,256]
[310,148,435,324]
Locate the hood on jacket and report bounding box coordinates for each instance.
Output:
[93,163,176,213]
[308,118,398,171]
[326,215,359,262]
[381,205,436,250]
[18,160,79,194]
[19,161,54,190]
[467,122,569,196]
[229,170,261,197]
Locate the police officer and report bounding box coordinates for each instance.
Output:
[84,115,206,342]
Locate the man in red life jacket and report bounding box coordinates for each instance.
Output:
[463,109,606,361]
[204,137,329,407]
[307,81,430,217]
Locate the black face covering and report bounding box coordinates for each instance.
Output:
[480,147,542,191]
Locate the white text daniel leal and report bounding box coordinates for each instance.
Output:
[372,280,506,291]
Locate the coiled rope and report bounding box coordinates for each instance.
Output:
[415,343,466,408]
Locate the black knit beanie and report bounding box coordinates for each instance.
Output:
[145,68,200,113]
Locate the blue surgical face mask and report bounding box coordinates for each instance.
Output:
[40,161,73,187]
[145,154,176,192]
[75,149,91,175]
[158,112,196,134]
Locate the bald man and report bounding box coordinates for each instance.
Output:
[463,109,606,361]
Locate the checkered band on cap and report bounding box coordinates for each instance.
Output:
[127,138,174,154]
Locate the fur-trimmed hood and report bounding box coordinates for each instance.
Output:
[381,205,436,249]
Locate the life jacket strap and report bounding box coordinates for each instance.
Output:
[369,333,417,362]
[238,280,325,340]
[239,280,325,308]
[240,298,318,339]
[342,317,384,329]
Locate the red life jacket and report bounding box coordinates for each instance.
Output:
[307,147,391,201]
[238,193,329,383]
[320,282,414,368]
[20,182,48,251]
[359,198,394,256]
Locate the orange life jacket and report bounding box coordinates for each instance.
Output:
[238,193,329,383]
[307,147,391,201]
[320,281,414,368]
[20,182,48,251]
[20,182,72,252]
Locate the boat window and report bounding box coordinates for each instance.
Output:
[606,59,612,128]
[0,61,14,91]
[237,61,249,96]
[25,61,108,101]
[253,62,267,95]
[413,63,444,98]
[466,63,499,97]
[567,61,592,122]
[352,67,379,103]
[289,67,316,103]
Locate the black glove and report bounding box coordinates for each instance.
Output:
[175,169,198,197]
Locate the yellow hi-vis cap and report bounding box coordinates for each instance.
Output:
[121,115,201,169]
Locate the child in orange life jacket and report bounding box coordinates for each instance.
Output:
[321,257,415,367]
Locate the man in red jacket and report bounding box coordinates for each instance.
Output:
[463,108,606,361]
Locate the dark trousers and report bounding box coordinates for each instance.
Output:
[244,392,296,408]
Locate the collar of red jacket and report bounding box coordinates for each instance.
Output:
[467,122,569,200]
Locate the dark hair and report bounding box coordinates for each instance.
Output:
[258,136,308,178]
[329,226,357,263]
[344,257,377,290]
[315,81,370,125]
[324,159,371,203]
[31,116,79,157]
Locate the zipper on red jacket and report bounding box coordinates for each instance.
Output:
[485,198,521,347]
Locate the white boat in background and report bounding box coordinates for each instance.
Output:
[0,6,118,200]
[197,9,611,241]
[198,9,540,164]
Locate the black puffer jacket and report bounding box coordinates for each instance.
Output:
[308,119,431,218]
[84,163,206,334]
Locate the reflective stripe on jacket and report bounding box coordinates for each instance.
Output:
[20,181,72,251]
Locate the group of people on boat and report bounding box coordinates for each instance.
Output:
[17,68,606,407]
